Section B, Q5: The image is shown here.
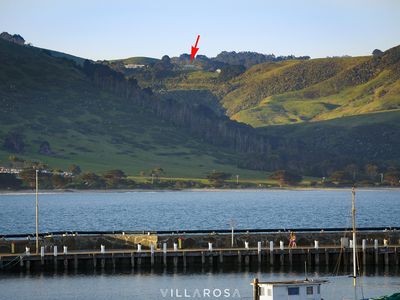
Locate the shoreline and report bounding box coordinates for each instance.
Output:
[1,186,400,195]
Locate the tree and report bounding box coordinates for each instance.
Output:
[206,171,232,187]
[102,169,126,188]
[19,168,37,188]
[151,167,165,178]
[79,172,105,189]
[3,132,25,153]
[269,170,302,186]
[0,173,22,189]
[364,164,378,180]
[344,164,358,180]
[329,171,352,184]
[384,170,400,186]
[68,164,82,176]
[52,174,68,189]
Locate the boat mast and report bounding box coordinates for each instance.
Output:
[352,186,357,288]
[35,169,39,254]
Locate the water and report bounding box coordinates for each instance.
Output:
[1,190,399,299]
[0,189,399,234]
[0,269,399,300]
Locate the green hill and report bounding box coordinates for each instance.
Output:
[0,38,265,178]
[225,46,400,126]
[2,35,400,180]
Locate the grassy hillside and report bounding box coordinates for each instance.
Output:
[109,56,159,65]
[257,110,400,174]
[227,46,400,127]
[0,39,266,178]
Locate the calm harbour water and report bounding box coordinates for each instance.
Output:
[0,189,399,234]
[0,189,399,299]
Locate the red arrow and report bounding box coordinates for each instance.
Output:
[190,35,200,63]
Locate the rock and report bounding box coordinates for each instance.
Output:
[0,32,25,45]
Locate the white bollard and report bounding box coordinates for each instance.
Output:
[101,245,105,254]
[269,241,274,252]
[280,241,284,250]
[63,246,68,254]
[362,239,367,251]
[208,242,213,251]
[137,244,142,252]
[173,243,178,251]
[163,243,167,253]
[349,240,353,248]
[40,246,45,257]
[150,244,155,254]
[54,246,58,257]
[314,240,319,249]
[257,241,262,253]
[374,239,379,250]
[244,241,249,249]
[25,247,30,255]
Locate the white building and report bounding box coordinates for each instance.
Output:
[252,279,326,300]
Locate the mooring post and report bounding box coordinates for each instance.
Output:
[238,250,242,266]
[394,247,399,266]
[374,239,379,265]
[131,252,135,269]
[183,251,187,269]
[314,240,320,265]
[101,256,105,270]
[25,247,31,272]
[163,243,167,267]
[201,251,205,265]
[112,253,116,269]
[150,244,155,266]
[93,254,97,268]
[258,241,262,264]
[385,249,389,266]
[362,239,367,265]
[74,255,78,271]
[20,255,24,268]
[63,246,68,269]
[307,249,311,267]
[269,241,274,266]
[325,248,329,266]
[289,249,293,266]
[11,242,15,254]
[219,250,223,264]
[245,253,250,267]
[40,246,45,265]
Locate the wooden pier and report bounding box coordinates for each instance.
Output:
[1,244,399,272]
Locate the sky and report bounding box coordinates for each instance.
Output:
[1,0,399,60]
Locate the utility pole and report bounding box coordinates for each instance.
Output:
[229,219,236,247]
[35,169,39,254]
[351,186,357,288]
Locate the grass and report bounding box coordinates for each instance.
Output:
[0,39,269,178]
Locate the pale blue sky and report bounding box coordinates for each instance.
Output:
[1,0,399,60]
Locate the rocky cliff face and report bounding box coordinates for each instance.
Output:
[0,32,25,45]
